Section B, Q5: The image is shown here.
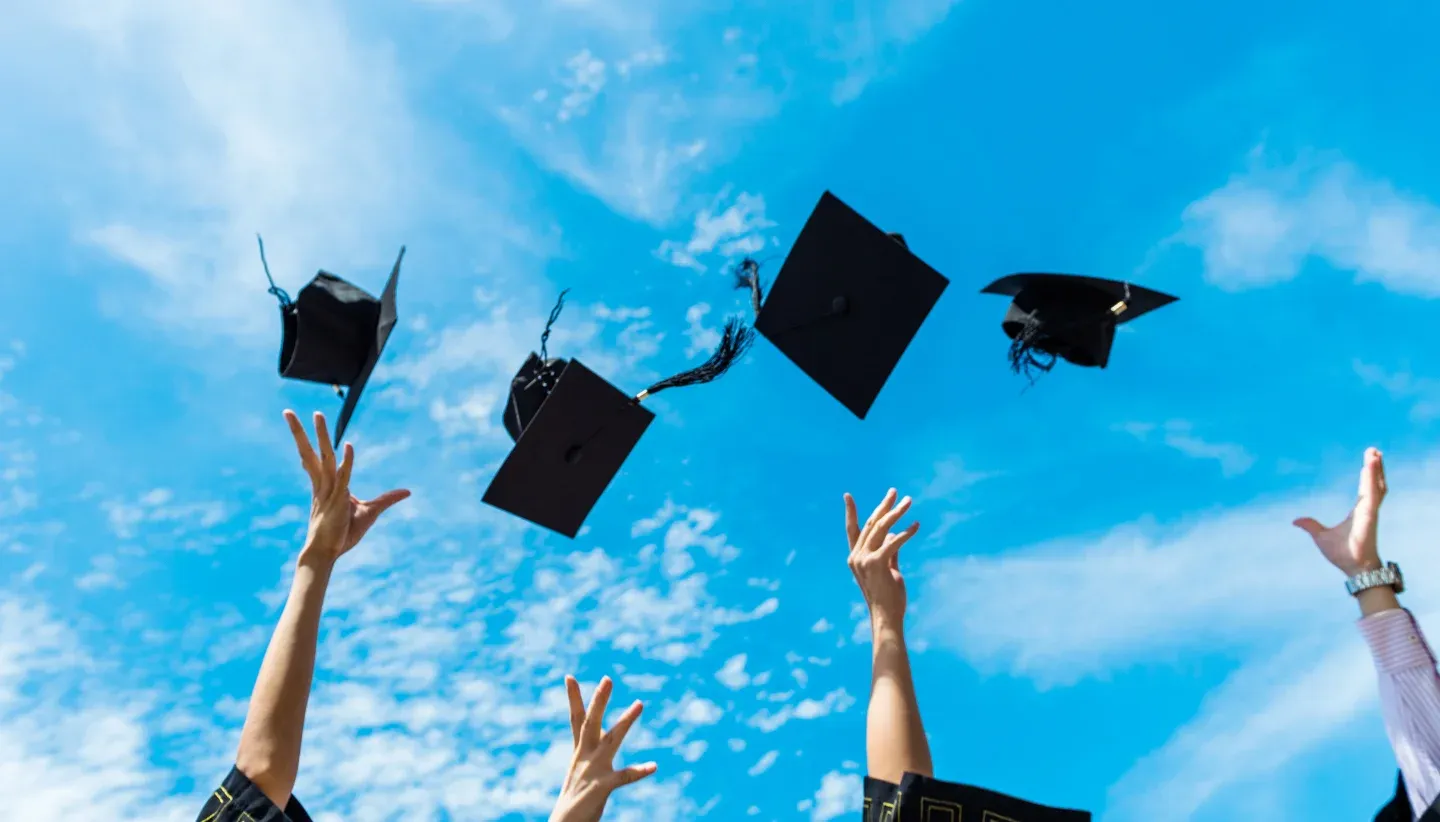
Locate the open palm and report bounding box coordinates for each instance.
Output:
[1294,447,1387,576]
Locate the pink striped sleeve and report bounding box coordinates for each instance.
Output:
[1361,609,1440,819]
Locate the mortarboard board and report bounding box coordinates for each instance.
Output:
[981,272,1177,381]
[864,772,1091,822]
[739,191,949,420]
[485,289,754,537]
[259,235,403,445]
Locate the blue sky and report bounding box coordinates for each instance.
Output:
[3,0,1440,820]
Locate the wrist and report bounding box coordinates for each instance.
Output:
[870,611,905,641]
[296,547,338,574]
[1341,556,1384,576]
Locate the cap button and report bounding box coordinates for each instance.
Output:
[831,295,849,316]
[564,445,584,465]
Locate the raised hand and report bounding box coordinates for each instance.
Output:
[284,410,410,564]
[846,489,921,626]
[1294,447,1387,576]
[551,676,657,822]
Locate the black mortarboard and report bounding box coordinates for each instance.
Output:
[259,236,403,445]
[981,272,1177,380]
[741,191,949,420]
[864,772,1091,822]
[486,290,753,537]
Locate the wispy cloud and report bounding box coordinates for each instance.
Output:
[1116,420,1256,477]
[1354,359,1440,422]
[1178,147,1440,296]
[802,769,864,821]
[918,449,1440,815]
[919,455,995,501]
[5,0,504,344]
[655,189,775,272]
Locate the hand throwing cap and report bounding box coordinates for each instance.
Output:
[748,191,949,419]
[981,272,1177,380]
[486,289,754,537]
[262,236,404,445]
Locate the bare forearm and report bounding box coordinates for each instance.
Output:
[235,553,333,807]
[867,618,933,783]
[1357,586,1401,618]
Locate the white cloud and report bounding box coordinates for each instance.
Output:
[747,749,779,776]
[1106,631,1381,822]
[557,49,607,122]
[4,0,495,343]
[655,189,774,272]
[0,596,198,821]
[717,654,751,690]
[1117,420,1256,477]
[1179,148,1440,296]
[682,303,722,361]
[1354,360,1440,422]
[809,770,864,821]
[811,618,832,633]
[919,455,994,501]
[748,688,855,732]
[819,1,964,105]
[101,489,228,545]
[918,448,1440,815]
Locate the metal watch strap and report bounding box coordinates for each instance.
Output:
[1345,562,1404,596]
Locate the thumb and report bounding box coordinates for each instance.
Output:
[606,762,658,791]
[364,489,412,517]
[1292,517,1326,538]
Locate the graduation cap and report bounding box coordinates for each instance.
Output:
[865,772,1091,822]
[737,191,949,420]
[485,290,754,538]
[981,272,1178,381]
[258,235,403,445]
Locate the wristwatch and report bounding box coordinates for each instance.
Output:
[1345,562,1405,596]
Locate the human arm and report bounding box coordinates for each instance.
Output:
[231,410,410,808]
[846,490,933,785]
[550,675,658,822]
[1295,448,1440,818]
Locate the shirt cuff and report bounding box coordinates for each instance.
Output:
[1360,609,1436,673]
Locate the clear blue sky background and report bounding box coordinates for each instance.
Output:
[4,1,1440,820]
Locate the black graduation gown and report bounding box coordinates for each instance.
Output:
[196,767,314,822]
[863,772,1091,821]
[1377,770,1440,822]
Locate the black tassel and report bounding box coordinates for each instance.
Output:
[640,316,755,398]
[1007,317,1057,384]
[733,258,764,317]
[540,288,570,361]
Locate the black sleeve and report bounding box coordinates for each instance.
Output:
[196,767,314,822]
[861,772,1090,822]
[864,776,902,821]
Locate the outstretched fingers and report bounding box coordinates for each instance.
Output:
[581,676,613,747]
[861,489,897,543]
[878,521,920,565]
[606,762,658,790]
[334,443,355,500]
[314,412,336,474]
[600,700,644,753]
[871,495,913,547]
[844,493,860,549]
[284,410,321,489]
[565,676,585,746]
